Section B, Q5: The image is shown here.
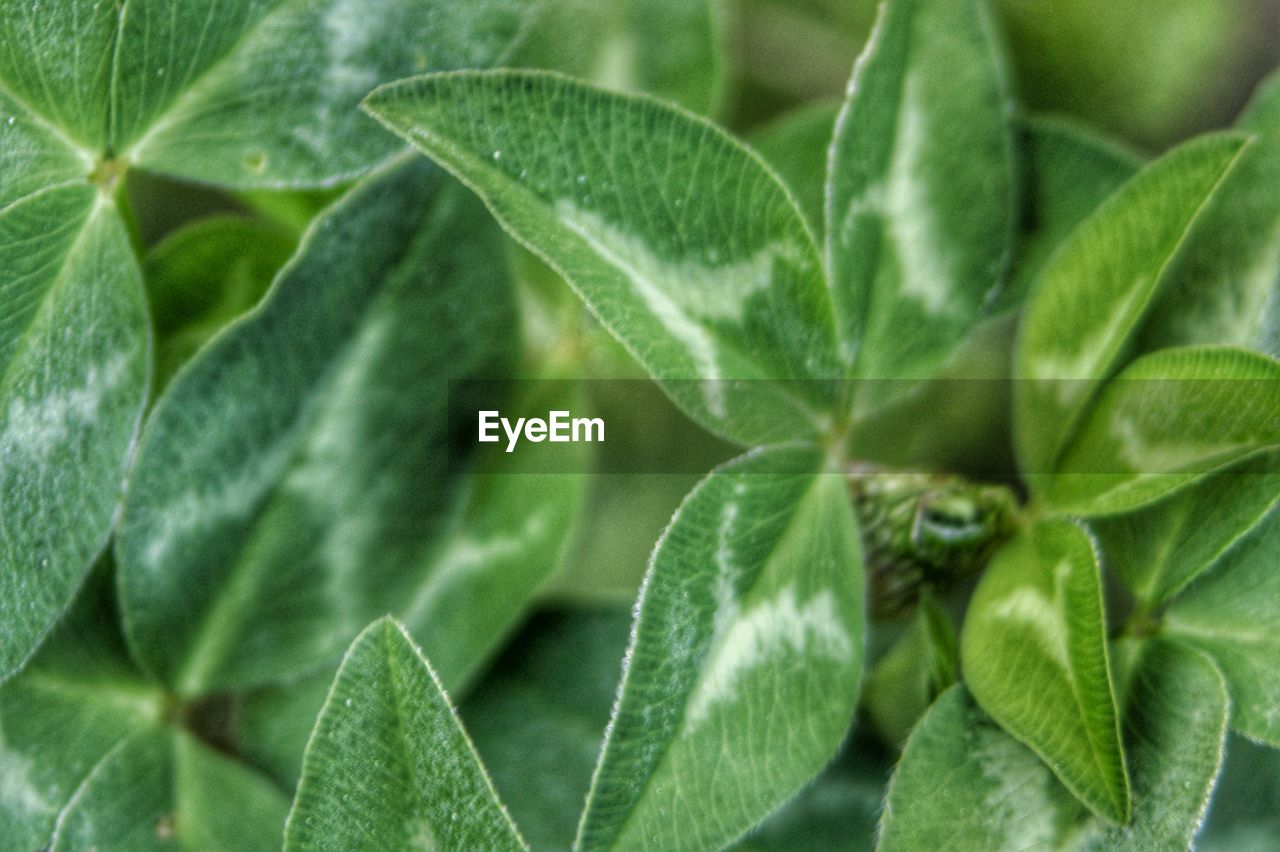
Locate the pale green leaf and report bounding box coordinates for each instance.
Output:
[116,160,518,694]
[143,215,296,393]
[826,0,1014,407]
[0,2,117,150]
[1,189,150,680]
[117,0,534,187]
[879,639,1228,851]
[50,729,290,852]
[284,617,526,851]
[464,608,631,851]
[515,0,725,115]
[576,445,864,851]
[1015,134,1248,477]
[750,100,840,237]
[363,70,842,446]
[960,519,1129,823]
[1092,451,1280,606]
[1003,116,1141,313]
[1165,507,1280,745]
[1140,70,1280,356]
[0,89,93,209]
[1048,346,1280,515]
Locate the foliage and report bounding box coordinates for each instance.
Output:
[2,0,1278,849]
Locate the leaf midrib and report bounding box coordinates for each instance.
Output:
[0,193,105,403]
[165,175,448,694]
[1042,138,1252,473]
[0,78,96,167]
[366,104,834,442]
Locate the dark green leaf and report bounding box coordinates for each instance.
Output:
[400,380,591,692]
[0,563,162,848]
[143,215,296,393]
[117,160,518,694]
[1003,116,1141,312]
[863,592,958,747]
[1198,734,1280,851]
[464,608,631,851]
[1165,507,1280,745]
[0,2,118,150]
[50,729,289,852]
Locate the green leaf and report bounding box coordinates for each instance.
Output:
[400,379,591,692]
[1092,451,1280,606]
[1198,734,1280,850]
[1102,639,1228,850]
[750,100,840,237]
[735,734,890,851]
[235,669,336,792]
[236,187,346,236]
[50,729,290,852]
[363,70,842,446]
[464,608,631,850]
[143,215,296,393]
[1140,71,1280,356]
[1165,507,1280,745]
[0,3,117,151]
[879,639,1228,850]
[960,519,1129,823]
[1003,116,1142,313]
[0,89,94,207]
[1015,134,1248,477]
[1048,346,1280,515]
[576,445,864,851]
[515,0,725,115]
[116,0,534,187]
[863,592,958,746]
[1,188,150,680]
[995,0,1252,150]
[116,160,517,694]
[284,617,526,851]
[826,0,1014,407]
[0,562,163,849]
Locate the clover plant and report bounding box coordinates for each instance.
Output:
[2,0,1279,849]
